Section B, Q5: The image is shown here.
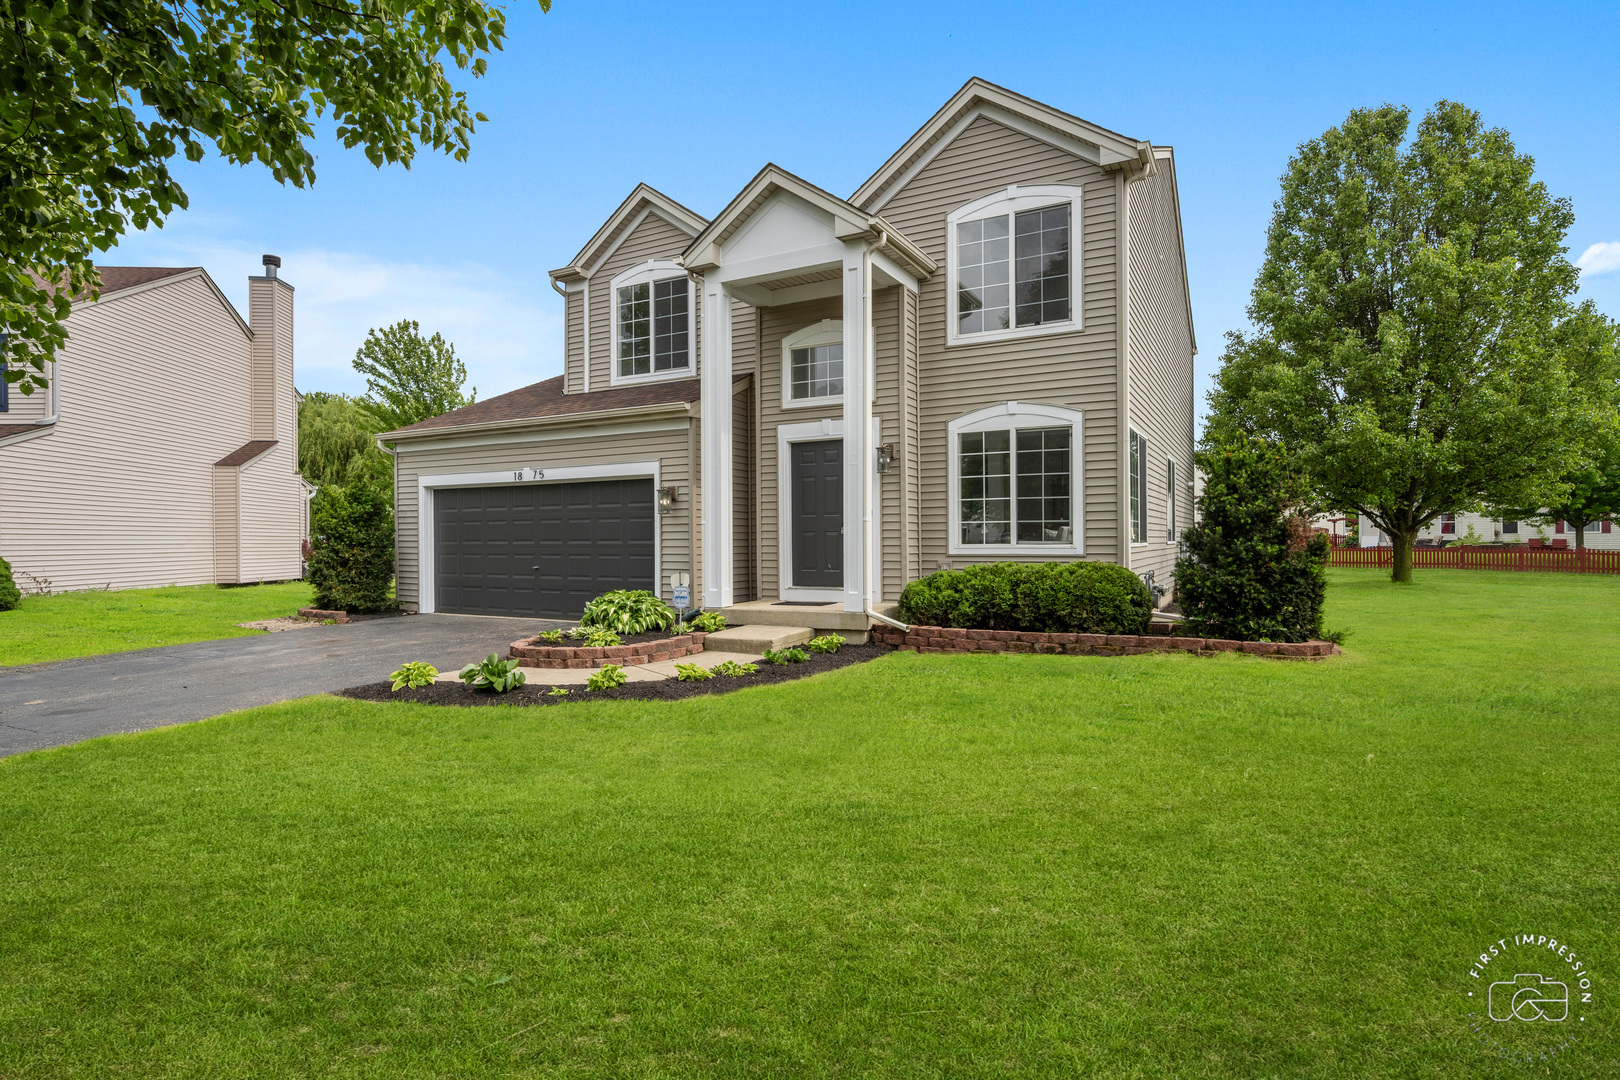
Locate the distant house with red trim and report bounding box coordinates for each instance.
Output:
[0,258,311,593]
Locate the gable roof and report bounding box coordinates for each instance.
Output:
[680,163,936,281]
[549,183,709,283]
[851,77,1157,212]
[96,266,198,296]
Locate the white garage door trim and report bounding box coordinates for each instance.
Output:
[417,460,661,615]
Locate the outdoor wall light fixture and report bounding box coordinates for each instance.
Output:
[875,443,895,474]
[656,486,678,514]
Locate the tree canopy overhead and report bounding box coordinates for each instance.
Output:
[0,0,547,392]
[1208,100,1613,581]
[353,318,475,431]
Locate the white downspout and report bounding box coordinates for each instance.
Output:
[31,359,60,427]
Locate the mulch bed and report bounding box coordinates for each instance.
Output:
[335,643,892,708]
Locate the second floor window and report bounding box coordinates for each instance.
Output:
[617,274,689,378]
[790,343,843,400]
[947,186,1082,346]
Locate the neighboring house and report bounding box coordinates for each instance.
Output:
[380,79,1196,629]
[0,258,310,592]
[1356,512,1619,550]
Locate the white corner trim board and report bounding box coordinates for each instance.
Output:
[947,401,1085,558]
[414,460,661,615]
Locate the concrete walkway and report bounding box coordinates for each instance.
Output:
[0,613,567,758]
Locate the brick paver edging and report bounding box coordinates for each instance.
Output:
[298,607,348,623]
[509,632,709,669]
[871,625,1340,659]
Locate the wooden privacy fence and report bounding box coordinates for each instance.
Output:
[1331,546,1620,575]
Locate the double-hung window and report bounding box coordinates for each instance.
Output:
[610,261,692,385]
[947,186,1082,345]
[950,403,1083,553]
[781,320,844,409]
[1440,513,1456,535]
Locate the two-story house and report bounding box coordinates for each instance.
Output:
[0,258,310,593]
[380,79,1195,636]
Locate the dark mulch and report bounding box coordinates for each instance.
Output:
[336,643,892,708]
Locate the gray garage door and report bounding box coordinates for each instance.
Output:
[434,478,655,618]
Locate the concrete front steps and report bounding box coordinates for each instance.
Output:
[718,600,873,644]
[702,625,814,653]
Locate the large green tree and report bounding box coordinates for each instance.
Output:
[353,319,475,431]
[0,0,546,397]
[1208,101,1604,582]
[297,390,390,492]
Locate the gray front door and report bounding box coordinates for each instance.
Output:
[791,439,843,590]
[434,478,654,617]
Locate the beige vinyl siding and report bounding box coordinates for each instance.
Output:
[901,286,921,587]
[0,274,295,592]
[563,288,585,394]
[1125,157,1196,593]
[731,375,756,601]
[872,113,1122,571]
[391,420,695,612]
[237,442,304,581]
[754,295,844,594]
[586,213,698,390]
[213,467,240,583]
[873,285,905,600]
[2,371,51,421]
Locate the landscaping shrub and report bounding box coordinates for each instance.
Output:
[1174,435,1330,643]
[896,561,1151,635]
[710,660,758,677]
[0,556,19,612]
[686,611,727,633]
[459,654,525,693]
[675,663,713,682]
[586,664,627,690]
[806,634,846,654]
[307,481,394,612]
[580,589,675,635]
[390,661,437,691]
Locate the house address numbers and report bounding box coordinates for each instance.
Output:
[511,468,546,482]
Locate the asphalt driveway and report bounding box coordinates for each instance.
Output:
[0,613,567,757]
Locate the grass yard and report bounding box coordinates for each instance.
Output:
[1,569,1615,1078]
[0,580,314,666]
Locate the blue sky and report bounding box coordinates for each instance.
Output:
[111,0,1620,426]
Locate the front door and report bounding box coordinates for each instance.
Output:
[791,439,843,589]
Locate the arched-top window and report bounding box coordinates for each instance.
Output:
[946,185,1083,347]
[948,401,1084,555]
[780,319,844,409]
[609,259,694,386]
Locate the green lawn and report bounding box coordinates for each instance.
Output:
[1,570,1615,1078]
[0,580,314,666]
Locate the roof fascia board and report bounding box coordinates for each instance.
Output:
[87,268,255,338]
[387,414,691,453]
[852,78,1153,210]
[380,399,695,444]
[552,183,708,281]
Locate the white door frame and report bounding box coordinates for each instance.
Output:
[416,460,661,615]
[776,418,881,603]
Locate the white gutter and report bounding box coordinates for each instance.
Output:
[33,359,59,426]
[380,399,694,446]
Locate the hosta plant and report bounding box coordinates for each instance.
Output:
[459,653,526,693]
[546,686,571,697]
[675,663,713,682]
[580,590,676,635]
[586,664,627,691]
[685,610,728,633]
[535,630,564,644]
[583,629,622,648]
[806,634,845,654]
[389,661,438,691]
[709,660,758,677]
[762,647,808,664]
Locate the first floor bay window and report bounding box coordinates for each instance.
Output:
[951,403,1084,553]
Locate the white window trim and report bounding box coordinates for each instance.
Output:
[415,460,661,615]
[947,401,1084,557]
[946,184,1084,348]
[776,416,882,602]
[608,260,695,388]
[780,319,845,411]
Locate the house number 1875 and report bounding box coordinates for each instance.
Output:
[514,468,545,482]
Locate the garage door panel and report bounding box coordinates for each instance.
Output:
[434,478,654,617]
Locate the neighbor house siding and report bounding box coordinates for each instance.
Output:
[237,441,304,582]
[563,288,585,394]
[0,274,260,591]
[585,213,698,391]
[391,420,695,612]
[871,113,1123,572]
[1125,156,1195,593]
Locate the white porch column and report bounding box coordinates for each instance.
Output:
[841,241,873,613]
[700,278,734,609]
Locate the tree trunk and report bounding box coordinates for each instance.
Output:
[1575,524,1586,551]
[1391,530,1416,583]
